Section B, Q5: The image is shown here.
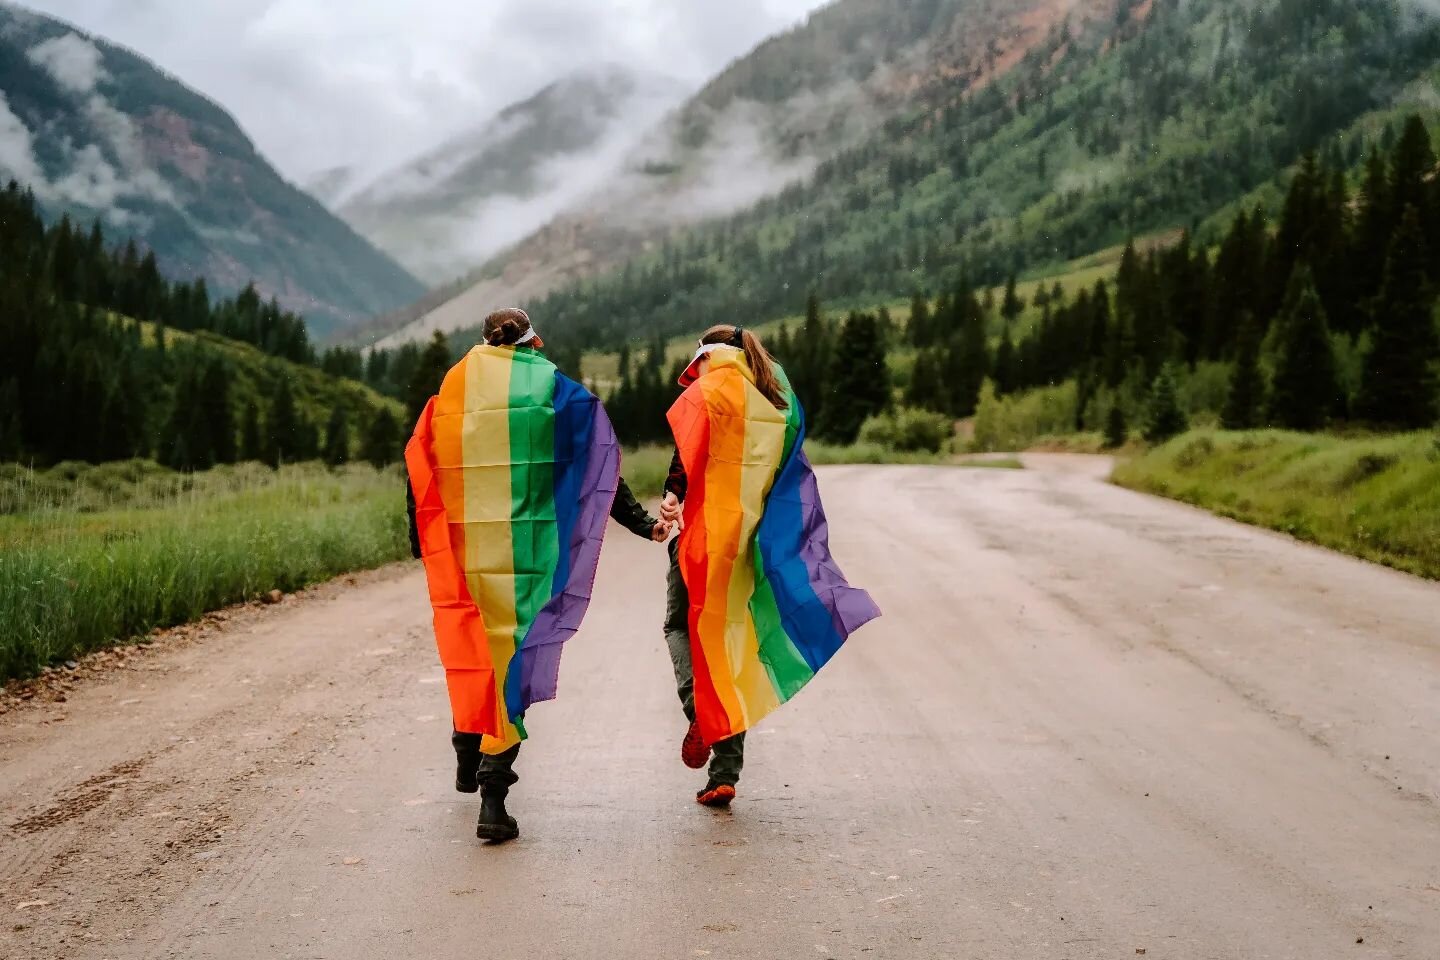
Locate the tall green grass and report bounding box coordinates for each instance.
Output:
[1112,430,1440,579]
[0,462,409,682]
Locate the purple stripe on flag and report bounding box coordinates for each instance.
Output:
[509,386,619,710]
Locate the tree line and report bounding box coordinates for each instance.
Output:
[592,113,1440,448]
[0,181,404,470]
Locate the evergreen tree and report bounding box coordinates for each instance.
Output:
[406,331,452,423]
[1268,266,1341,431]
[1103,404,1128,449]
[1357,207,1439,429]
[1000,274,1025,324]
[818,312,891,444]
[908,291,932,347]
[946,291,990,416]
[265,376,300,467]
[905,348,947,413]
[1143,366,1188,444]
[362,408,401,468]
[0,378,22,460]
[1221,314,1265,430]
[199,359,236,464]
[323,403,351,466]
[240,401,263,462]
[994,325,1017,394]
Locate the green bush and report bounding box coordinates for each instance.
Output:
[858,407,954,453]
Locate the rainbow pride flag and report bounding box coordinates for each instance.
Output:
[407,345,619,753]
[668,347,880,745]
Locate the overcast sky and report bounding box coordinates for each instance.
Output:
[23,0,832,184]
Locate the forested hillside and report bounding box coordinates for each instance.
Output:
[0,3,424,337]
[0,182,406,470]
[366,0,1122,348]
[508,0,1439,350]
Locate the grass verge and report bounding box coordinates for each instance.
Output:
[1111,429,1440,579]
[0,461,409,682]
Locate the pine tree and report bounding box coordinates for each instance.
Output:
[1357,207,1439,429]
[905,348,947,413]
[265,377,300,467]
[1001,274,1025,324]
[362,408,401,468]
[200,359,235,464]
[0,378,22,460]
[1269,266,1341,431]
[818,312,891,444]
[406,331,452,423]
[1221,314,1265,430]
[1103,404,1128,449]
[946,291,990,416]
[908,291,931,347]
[240,401,263,462]
[323,403,351,466]
[1143,366,1188,444]
[994,325,1017,394]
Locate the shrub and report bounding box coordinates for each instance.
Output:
[858,407,954,453]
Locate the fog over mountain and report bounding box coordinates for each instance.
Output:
[333,65,690,284]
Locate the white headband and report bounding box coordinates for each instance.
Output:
[688,342,728,366]
[515,327,539,345]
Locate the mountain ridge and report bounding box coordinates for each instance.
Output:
[362,0,1120,347]
[0,1,424,339]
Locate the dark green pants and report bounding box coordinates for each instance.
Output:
[665,540,745,786]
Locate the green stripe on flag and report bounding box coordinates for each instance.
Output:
[507,351,560,649]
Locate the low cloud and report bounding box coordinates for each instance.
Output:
[27,32,107,93]
[0,32,176,219]
[0,92,45,187]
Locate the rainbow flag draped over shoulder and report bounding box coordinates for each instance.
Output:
[406,345,619,754]
[667,346,880,746]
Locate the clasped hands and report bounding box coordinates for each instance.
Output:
[650,492,684,542]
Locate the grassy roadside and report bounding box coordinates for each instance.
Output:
[0,461,409,682]
[1111,430,1440,580]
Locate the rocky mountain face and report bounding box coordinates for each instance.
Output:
[0,2,423,338]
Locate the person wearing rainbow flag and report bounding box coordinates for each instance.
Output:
[406,308,670,843]
[660,324,880,808]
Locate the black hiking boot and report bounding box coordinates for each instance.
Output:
[476,791,520,843]
[452,731,481,794]
[455,753,481,794]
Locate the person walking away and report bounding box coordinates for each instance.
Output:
[660,324,880,808]
[406,308,669,842]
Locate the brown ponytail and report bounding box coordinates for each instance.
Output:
[482,307,533,347]
[700,324,789,410]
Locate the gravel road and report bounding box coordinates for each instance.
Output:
[3,459,1438,959]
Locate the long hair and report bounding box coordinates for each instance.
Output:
[700,324,788,410]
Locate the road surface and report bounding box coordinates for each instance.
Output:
[3,459,1439,959]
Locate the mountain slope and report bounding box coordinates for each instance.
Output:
[492,0,1440,350]
[365,0,1117,347]
[336,65,687,285]
[0,2,424,338]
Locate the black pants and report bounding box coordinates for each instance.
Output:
[452,731,520,797]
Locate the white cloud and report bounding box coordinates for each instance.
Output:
[0,92,45,187]
[26,31,107,93]
[20,0,833,182]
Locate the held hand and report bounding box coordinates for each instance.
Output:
[660,492,682,525]
[650,521,671,543]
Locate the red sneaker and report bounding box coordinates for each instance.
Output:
[681,720,710,770]
[696,782,736,808]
